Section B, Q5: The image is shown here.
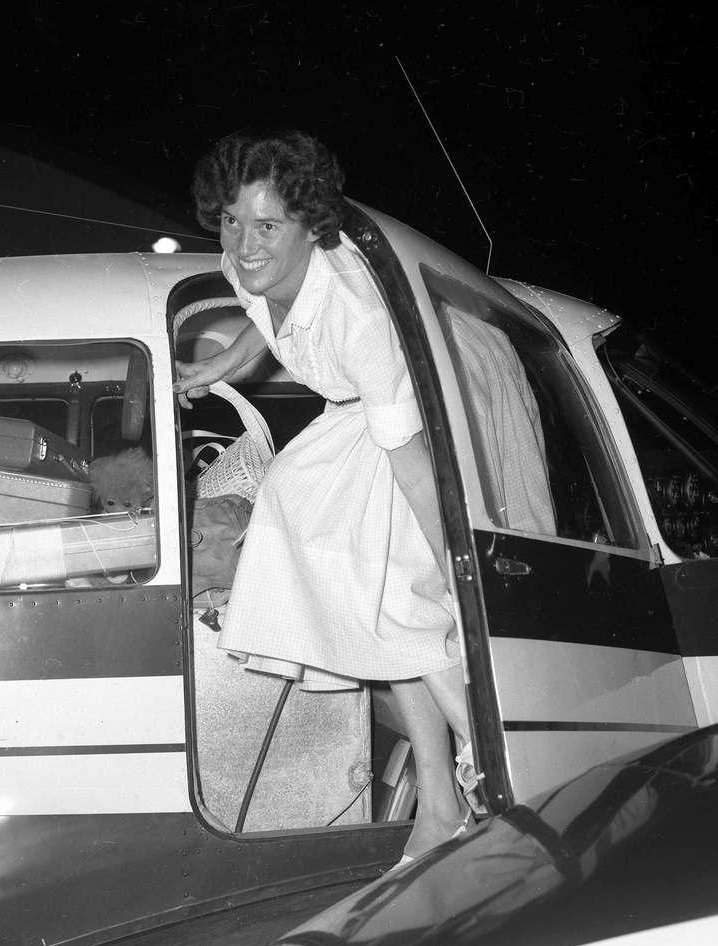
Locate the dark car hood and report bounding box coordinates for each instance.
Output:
[275,726,718,945]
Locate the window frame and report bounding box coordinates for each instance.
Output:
[419,263,654,560]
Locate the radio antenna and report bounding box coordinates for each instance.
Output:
[395,56,493,274]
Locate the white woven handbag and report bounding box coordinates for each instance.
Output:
[192,381,275,502]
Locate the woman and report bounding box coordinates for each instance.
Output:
[175,129,484,864]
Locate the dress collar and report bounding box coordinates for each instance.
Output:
[281,233,367,332]
[281,244,331,333]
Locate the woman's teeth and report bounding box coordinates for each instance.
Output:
[240,258,270,271]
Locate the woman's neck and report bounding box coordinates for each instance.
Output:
[263,244,315,325]
[266,296,288,334]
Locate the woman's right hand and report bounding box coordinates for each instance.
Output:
[173,355,228,410]
[174,324,269,409]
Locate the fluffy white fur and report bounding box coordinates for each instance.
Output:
[88,447,154,512]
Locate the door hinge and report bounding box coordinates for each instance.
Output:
[454,554,475,583]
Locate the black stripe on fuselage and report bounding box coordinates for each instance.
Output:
[0,743,185,756]
[0,584,183,679]
[504,720,694,733]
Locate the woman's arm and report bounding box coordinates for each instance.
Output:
[387,430,448,583]
[173,322,269,409]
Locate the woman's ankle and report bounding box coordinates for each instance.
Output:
[403,805,469,858]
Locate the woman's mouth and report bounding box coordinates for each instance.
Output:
[238,257,271,272]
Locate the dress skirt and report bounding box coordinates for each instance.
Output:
[219,400,458,691]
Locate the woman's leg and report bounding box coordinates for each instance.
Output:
[423,662,485,811]
[389,678,466,858]
[421,661,471,746]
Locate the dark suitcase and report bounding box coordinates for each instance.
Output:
[0,417,89,481]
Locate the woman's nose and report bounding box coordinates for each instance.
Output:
[233,226,257,256]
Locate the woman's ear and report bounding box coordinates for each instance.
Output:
[307,228,321,243]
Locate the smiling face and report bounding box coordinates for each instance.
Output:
[220,181,319,309]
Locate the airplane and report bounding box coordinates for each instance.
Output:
[1,197,716,945]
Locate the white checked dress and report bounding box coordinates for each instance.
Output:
[218,235,458,690]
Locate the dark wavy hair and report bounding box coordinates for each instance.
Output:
[192,129,345,249]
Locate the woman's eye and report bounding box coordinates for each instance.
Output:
[260,223,276,234]
[223,214,237,227]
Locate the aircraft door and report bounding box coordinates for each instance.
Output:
[417,266,698,803]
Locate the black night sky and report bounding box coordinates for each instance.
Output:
[4,2,716,377]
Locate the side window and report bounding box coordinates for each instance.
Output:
[421,266,640,550]
[0,340,157,591]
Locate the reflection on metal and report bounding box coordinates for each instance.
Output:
[454,553,475,582]
[280,728,718,945]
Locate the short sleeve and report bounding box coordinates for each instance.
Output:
[341,304,423,450]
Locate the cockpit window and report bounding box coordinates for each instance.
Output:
[421,266,641,550]
[599,339,718,559]
[0,340,157,591]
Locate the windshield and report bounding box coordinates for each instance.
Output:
[599,333,718,560]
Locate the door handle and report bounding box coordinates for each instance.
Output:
[495,557,532,576]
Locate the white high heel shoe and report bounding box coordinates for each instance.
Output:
[386,745,485,872]
[387,853,415,871]
[387,807,473,871]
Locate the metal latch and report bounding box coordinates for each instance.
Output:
[495,557,532,576]
[454,554,474,582]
